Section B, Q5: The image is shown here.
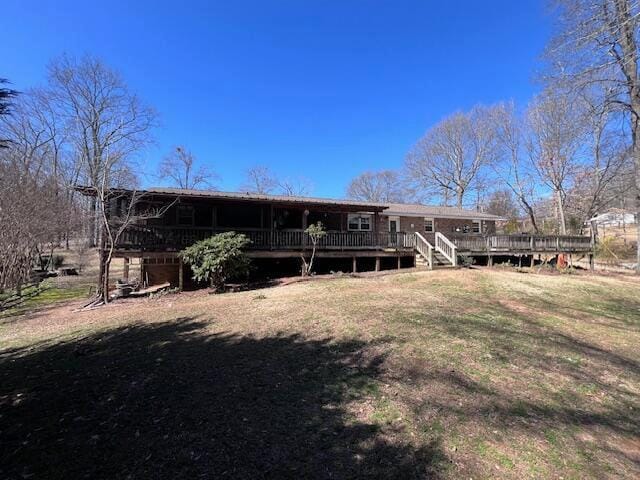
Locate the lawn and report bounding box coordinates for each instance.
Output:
[1,268,639,479]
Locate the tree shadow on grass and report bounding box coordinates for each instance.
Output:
[0,318,445,479]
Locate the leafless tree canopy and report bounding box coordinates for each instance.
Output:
[545,0,640,265]
[158,145,216,189]
[240,165,279,194]
[346,170,405,202]
[525,91,586,233]
[0,92,79,293]
[240,165,313,196]
[486,189,519,219]
[277,176,313,196]
[405,105,500,208]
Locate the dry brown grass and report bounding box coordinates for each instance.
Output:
[1,268,639,479]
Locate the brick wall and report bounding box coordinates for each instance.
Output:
[377,215,496,235]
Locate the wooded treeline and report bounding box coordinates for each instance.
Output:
[347,0,639,245]
[0,55,158,300]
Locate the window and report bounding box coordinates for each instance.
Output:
[348,214,371,231]
[177,205,194,226]
[472,220,481,234]
[424,218,434,233]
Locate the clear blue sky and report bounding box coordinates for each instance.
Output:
[3,0,552,197]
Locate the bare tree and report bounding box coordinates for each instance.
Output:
[546,0,640,268]
[90,173,173,305]
[406,105,499,208]
[42,55,158,301]
[158,145,216,189]
[0,145,72,297]
[486,189,520,218]
[240,165,278,194]
[46,55,158,246]
[346,170,405,202]
[526,91,585,234]
[492,103,542,232]
[277,176,313,196]
[239,165,312,196]
[567,88,631,227]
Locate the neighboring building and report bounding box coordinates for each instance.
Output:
[78,186,592,289]
[587,209,636,228]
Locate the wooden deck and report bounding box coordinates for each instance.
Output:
[117,226,416,252]
[447,233,592,255]
[115,226,593,262]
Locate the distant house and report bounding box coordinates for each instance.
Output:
[78,187,592,288]
[587,209,637,228]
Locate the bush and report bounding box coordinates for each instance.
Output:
[179,232,251,291]
[458,254,474,268]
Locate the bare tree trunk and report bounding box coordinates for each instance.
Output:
[456,187,464,208]
[521,199,539,233]
[556,190,567,235]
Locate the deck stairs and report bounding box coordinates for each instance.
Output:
[414,232,458,270]
[415,250,454,269]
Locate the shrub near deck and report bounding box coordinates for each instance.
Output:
[1,269,639,479]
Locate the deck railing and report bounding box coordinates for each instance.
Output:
[117,225,416,251]
[435,232,458,266]
[415,232,434,269]
[117,225,593,255]
[447,234,592,253]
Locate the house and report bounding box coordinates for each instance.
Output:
[78,186,593,288]
[587,209,636,228]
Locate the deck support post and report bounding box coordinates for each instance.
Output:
[530,255,535,268]
[178,258,184,291]
[397,256,402,269]
[488,255,493,268]
[375,257,380,272]
[123,257,130,282]
[589,253,594,271]
[518,256,522,268]
[352,256,357,273]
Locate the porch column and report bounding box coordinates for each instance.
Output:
[269,204,274,250]
[302,209,308,249]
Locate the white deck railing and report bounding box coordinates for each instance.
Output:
[435,232,458,266]
[415,232,434,269]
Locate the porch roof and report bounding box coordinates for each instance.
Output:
[383,203,503,221]
[75,186,388,212]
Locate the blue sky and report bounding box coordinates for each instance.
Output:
[3,0,552,197]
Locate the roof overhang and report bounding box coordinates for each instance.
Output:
[74,186,389,213]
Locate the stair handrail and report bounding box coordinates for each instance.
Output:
[414,232,434,270]
[435,232,458,266]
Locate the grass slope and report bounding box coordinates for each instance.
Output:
[1,269,639,479]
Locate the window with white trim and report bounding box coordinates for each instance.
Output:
[424,218,434,233]
[472,220,481,234]
[348,214,371,231]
